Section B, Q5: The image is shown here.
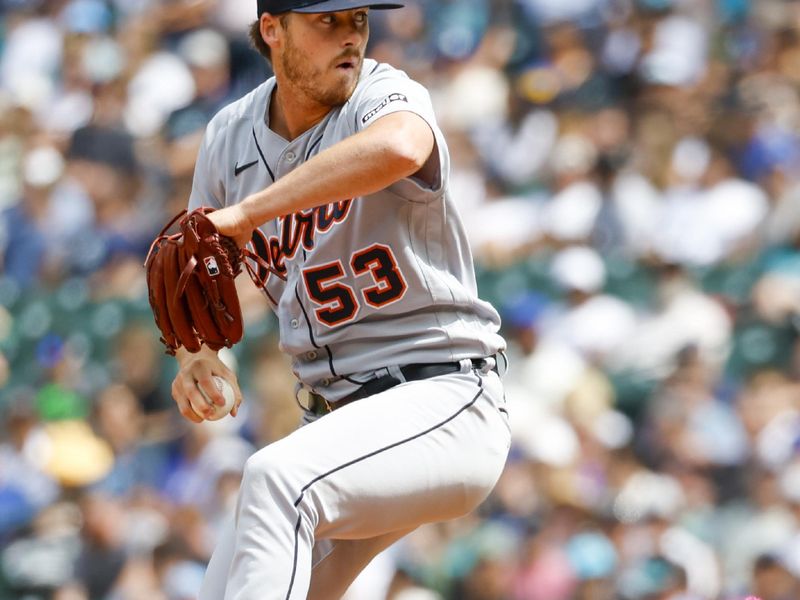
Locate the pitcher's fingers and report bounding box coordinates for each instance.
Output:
[197,374,225,406]
[176,366,216,420]
[229,382,243,417]
[188,383,218,420]
[172,378,204,423]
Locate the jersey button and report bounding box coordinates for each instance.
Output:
[321,378,330,387]
[285,151,296,162]
[290,318,299,328]
[306,351,318,360]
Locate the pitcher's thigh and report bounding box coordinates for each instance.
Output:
[274,370,510,541]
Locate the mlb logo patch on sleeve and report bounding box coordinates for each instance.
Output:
[362,93,408,124]
[205,256,220,276]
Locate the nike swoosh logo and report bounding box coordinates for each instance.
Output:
[234,159,259,176]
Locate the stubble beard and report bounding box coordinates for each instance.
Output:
[281,30,361,107]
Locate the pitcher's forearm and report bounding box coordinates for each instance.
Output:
[240,111,434,227]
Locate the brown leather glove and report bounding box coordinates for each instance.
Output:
[145,208,246,355]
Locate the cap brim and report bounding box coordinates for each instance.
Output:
[292,0,403,12]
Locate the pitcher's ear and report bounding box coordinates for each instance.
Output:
[261,12,283,45]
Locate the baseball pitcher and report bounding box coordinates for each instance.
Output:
[151,0,511,597]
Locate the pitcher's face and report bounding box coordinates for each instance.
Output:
[277,10,369,107]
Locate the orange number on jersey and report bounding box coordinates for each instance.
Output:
[302,245,407,327]
[351,244,407,307]
[302,261,359,326]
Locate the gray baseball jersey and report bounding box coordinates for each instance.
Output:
[189,58,504,401]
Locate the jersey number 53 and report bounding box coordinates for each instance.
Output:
[302,244,407,327]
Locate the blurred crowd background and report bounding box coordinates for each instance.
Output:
[1,0,800,598]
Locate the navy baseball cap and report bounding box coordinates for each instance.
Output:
[258,0,403,15]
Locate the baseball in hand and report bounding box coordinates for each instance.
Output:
[199,376,236,420]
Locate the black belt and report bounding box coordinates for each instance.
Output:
[308,357,498,416]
